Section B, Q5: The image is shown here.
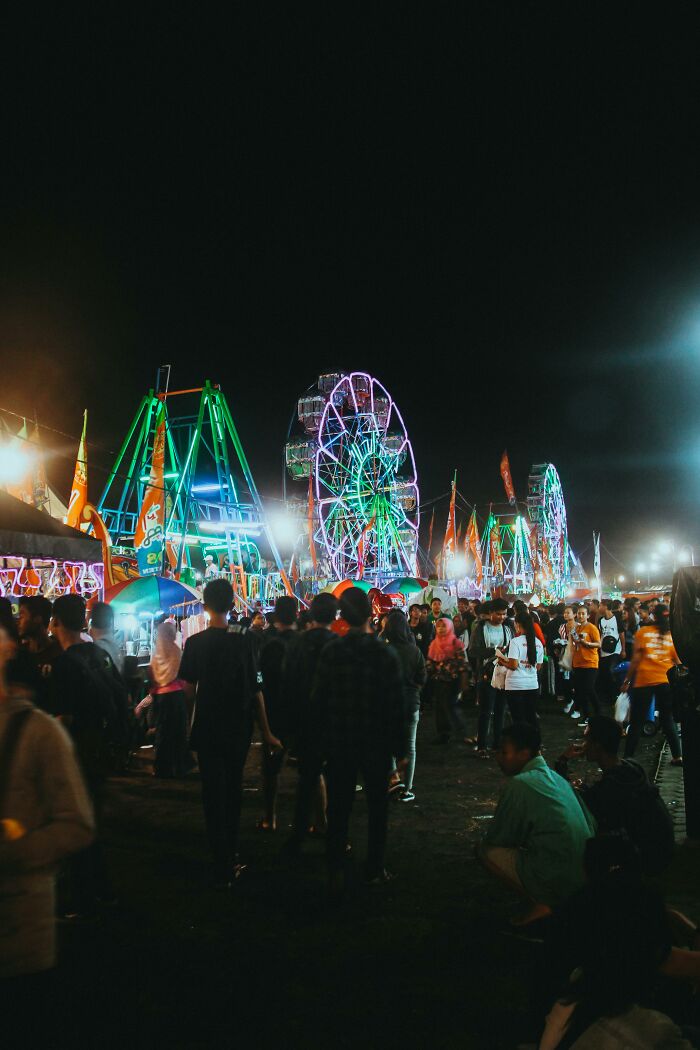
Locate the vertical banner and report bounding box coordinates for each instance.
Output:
[593,531,601,600]
[465,508,483,585]
[442,472,457,574]
[66,411,88,528]
[307,472,318,574]
[426,507,435,575]
[489,518,504,579]
[500,450,517,505]
[357,513,376,580]
[134,404,166,577]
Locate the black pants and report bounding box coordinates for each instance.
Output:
[572,667,600,719]
[154,689,190,778]
[433,679,468,741]
[196,735,251,875]
[325,756,390,877]
[625,684,681,760]
[506,689,539,728]
[597,655,621,706]
[67,774,113,912]
[291,749,325,840]
[476,680,506,749]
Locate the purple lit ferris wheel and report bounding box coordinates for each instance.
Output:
[286,372,419,582]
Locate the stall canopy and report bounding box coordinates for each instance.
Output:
[0,491,102,562]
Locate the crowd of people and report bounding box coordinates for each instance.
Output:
[0,582,698,1047]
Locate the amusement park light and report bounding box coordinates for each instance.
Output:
[657,540,673,555]
[139,472,178,482]
[197,521,262,536]
[268,511,300,550]
[192,483,229,493]
[450,555,468,577]
[617,575,625,583]
[0,444,31,484]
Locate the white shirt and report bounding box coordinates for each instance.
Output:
[504,634,543,691]
[599,614,621,657]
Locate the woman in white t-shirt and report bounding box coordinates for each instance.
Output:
[496,609,544,728]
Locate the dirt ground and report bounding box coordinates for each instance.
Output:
[50,698,699,1049]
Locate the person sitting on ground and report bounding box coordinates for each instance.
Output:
[477,722,596,926]
[555,715,675,876]
[540,834,697,1049]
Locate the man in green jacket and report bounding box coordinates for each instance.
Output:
[477,722,596,925]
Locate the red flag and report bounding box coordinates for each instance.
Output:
[289,551,300,586]
[66,411,88,529]
[465,509,483,585]
[442,475,457,567]
[500,450,516,505]
[308,473,318,573]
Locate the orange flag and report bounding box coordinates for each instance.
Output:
[465,509,483,585]
[442,474,457,565]
[489,518,504,577]
[66,411,88,529]
[500,450,516,505]
[134,404,166,576]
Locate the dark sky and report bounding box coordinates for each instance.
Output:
[2,10,700,577]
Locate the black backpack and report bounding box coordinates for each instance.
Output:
[68,644,130,751]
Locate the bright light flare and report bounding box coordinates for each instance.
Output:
[0,445,31,485]
[268,512,301,550]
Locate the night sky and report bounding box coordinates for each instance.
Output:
[2,11,699,577]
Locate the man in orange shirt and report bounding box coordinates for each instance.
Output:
[570,605,601,724]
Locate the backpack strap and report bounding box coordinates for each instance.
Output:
[0,708,33,818]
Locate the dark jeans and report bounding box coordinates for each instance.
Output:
[325,756,390,877]
[67,774,113,912]
[196,735,251,875]
[154,689,190,778]
[572,667,600,719]
[506,689,539,728]
[477,680,506,749]
[291,749,325,840]
[625,684,681,760]
[433,679,468,741]
[597,655,621,706]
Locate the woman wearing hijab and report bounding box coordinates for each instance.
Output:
[147,621,189,778]
[426,616,470,745]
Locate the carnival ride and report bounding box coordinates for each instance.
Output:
[97,374,291,610]
[285,372,420,586]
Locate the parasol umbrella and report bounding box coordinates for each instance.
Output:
[381,576,428,595]
[332,579,374,596]
[105,576,203,615]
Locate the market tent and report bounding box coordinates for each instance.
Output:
[0,490,102,562]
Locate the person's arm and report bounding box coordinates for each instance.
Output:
[622,633,644,691]
[578,626,601,651]
[498,638,519,671]
[0,717,94,874]
[255,691,282,751]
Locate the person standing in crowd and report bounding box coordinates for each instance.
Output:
[313,588,406,890]
[478,722,595,926]
[89,601,124,675]
[407,603,432,659]
[145,622,189,779]
[178,579,282,888]
[16,596,60,711]
[282,592,338,854]
[469,598,512,756]
[588,598,601,627]
[596,597,625,706]
[48,594,123,919]
[570,605,601,724]
[257,595,298,832]
[497,609,543,729]
[0,624,94,1028]
[429,596,448,623]
[426,616,470,746]
[622,603,682,765]
[381,609,426,803]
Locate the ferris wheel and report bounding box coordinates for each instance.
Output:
[527,462,570,597]
[286,371,419,582]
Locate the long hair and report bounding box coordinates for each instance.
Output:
[514,609,537,666]
[651,603,671,635]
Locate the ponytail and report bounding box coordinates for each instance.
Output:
[652,603,671,636]
[515,610,537,665]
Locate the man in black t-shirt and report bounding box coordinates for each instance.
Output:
[179,579,281,887]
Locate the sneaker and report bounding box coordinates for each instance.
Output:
[569,710,581,720]
[577,719,589,728]
[563,701,574,714]
[399,790,415,802]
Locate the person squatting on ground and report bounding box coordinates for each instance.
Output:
[426,615,470,745]
[179,579,282,888]
[469,599,513,756]
[477,722,596,926]
[313,587,406,889]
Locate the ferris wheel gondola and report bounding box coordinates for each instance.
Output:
[527,462,570,597]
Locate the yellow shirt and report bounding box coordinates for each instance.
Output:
[634,626,678,687]
[572,622,600,669]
